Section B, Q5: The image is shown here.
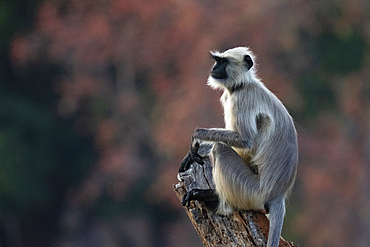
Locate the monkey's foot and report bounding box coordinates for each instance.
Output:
[182,189,218,207]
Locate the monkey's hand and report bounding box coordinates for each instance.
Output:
[179,142,204,172]
[190,141,204,164]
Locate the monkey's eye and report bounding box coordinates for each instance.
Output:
[212,54,221,61]
[211,54,229,65]
[222,58,228,64]
[218,57,228,65]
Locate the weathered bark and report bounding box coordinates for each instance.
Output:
[173,157,298,247]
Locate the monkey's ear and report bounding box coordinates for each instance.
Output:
[244,55,253,70]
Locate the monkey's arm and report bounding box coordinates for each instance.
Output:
[192,128,251,148]
[179,128,252,172]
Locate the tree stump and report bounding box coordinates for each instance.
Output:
[173,157,298,247]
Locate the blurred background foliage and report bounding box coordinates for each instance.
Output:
[0,0,369,246]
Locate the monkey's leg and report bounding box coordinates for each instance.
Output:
[212,143,263,215]
[192,128,252,149]
[182,189,218,207]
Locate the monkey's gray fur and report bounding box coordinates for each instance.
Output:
[180,47,298,247]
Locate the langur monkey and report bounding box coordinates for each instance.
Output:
[179,47,298,247]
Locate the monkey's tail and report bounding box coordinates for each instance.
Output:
[266,199,285,247]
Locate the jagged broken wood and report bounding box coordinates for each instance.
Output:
[173,157,298,247]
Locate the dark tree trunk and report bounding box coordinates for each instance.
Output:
[173,157,298,247]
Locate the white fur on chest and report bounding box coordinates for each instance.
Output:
[222,92,235,130]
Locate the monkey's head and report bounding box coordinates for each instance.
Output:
[208,47,256,91]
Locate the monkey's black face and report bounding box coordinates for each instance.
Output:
[211,55,228,80]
